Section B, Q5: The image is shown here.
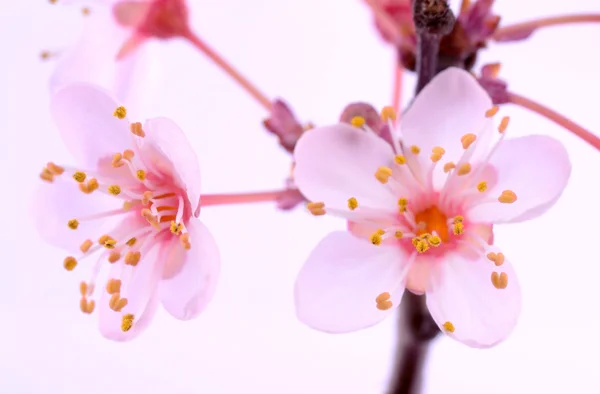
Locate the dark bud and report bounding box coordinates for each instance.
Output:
[412,0,455,36]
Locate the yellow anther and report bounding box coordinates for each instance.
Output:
[428,235,442,247]
[350,116,366,128]
[477,181,488,192]
[170,221,183,235]
[498,116,510,133]
[432,146,446,155]
[375,166,393,184]
[67,219,79,230]
[108,251,121,263]
[113,106,127,119]
[99,234,110,243]
[123,149,135,160]
[142,191,153,205]
[79,281,89,297]
[415,240,429,253]
[457,163,472,176]
[39,168,54,183]
[443,162,456,173]
[411,237,420,247]
[135,170,146,181]
[498,190,517,204]
[126,237,137,247]
[376,292,390,304]
[99,235,117,249]
[491,271,508,289]
[381,106,397,122]
[486,252,505,266]
[63,256,77,271]
[430,153,443,163]
[109,293,128,312]
[442,321,455,333]
[375,291,393,310]
[105,279,122,294]
[125,251,141,266]
[73,171,86,183]
[410,145,420,154]
[46,162,64,175]
[370,232,383,246]
[180,233,191,250]
[398,197,408,206]
[121,314,135,332]
[485,106,499,118]
[452,222,464,235]
[130,122,145,137]
[86,178,99,192]
[81,7,90,15]
[123,201,134,211]
[80,298,95,314]
[347,197,358,210]
[307,201,326,216]
[394,155,406,165]
[453,216,464,223]
[461,133,477,149]
[394,230,404,239]
[108,185,121,195]
[112,153,124,167]
[80,239,92,253]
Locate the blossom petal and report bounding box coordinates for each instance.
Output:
[293,124,397,210]
[467,135,571,223]
[49,5,148,117]
[136,117,202,217]
[294,231,409,333]
[98,235,164,341]
[159,220,221,320]
[400,68,494,188]
[426,249,521,348]
[32,179,119,253]
[51,84,133,168]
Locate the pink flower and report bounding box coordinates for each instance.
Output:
[34,84,220,341]
[48,0,191,110]
[292,68,571,348]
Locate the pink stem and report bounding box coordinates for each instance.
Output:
[184,31,273,112]
[201,190,289,207]
[494,14,600,40]
[507,92,600,151]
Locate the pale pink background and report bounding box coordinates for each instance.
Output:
[1,0,600,393]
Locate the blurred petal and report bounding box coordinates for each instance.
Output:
[426,249,521,348]
[467,135,571,223]
[294,232,409,333]
[294,124,397,210]
[51,84,133,168]
[136,117,202,216]
[159,220,221,320]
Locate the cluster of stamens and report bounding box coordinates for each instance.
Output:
[40,106,194,332]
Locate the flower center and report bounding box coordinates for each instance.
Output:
[414,206,449,242]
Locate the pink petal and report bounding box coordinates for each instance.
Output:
[159,220,221,320]
[426,249,521,348]
[50,84,134,168]
[136,117,202,217]
[293,124,397,210]
[467,135,571,223]
[49,6,149,118]
[112,1,151,28]
[400,68,494,188]
[98,236,164,341]
[32,179,118,253]
[294,231,409,333]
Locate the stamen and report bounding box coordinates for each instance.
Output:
[452,222,464,235]
[443,162,455,173]
[109,293,128,312]
[73,171,86,183]
[394,231,404,239]
[80,240,93,253]
[123,150,135,160]
[105,279,122,294]
[498,190,517,204]
[491,271,509,289]
[126,237,137,246]
[64,256,77,271]
[108,185,121,196]
[112,153,124,168]
[81,7,90,16]
[442,321,455,333]
[347,197,358,211]
[394,155,407,165]
[486,252,505,266]
[80,282,89,297]
[307,202,326,216]
[113,106,127,119]
[47,162,64,175]
[457,163,472,176]
[39,168,54,183]
[477,181,488,192]
[180,233,191,250]
[98,235,117,249]
[370,231,383,245]
[142,191,153,205]
[124,251,141,266]
[67,219,79,230]
[498,116,510,133]
[375,166,393,184]
[130,122,145,137]
[79,298,95,314]
[461,133,477,149]
[350,116,366,128]
[136,170,146,181]
[410,145,420,155]
[170,221,183,235]
[428,235,442,247]
[108,251,121,263]
[381,106,397,122]
[121,314,135,332]
[375,292,393,311]
[485,106,499,118]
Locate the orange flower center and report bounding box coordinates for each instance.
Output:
[414,206,449,242]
